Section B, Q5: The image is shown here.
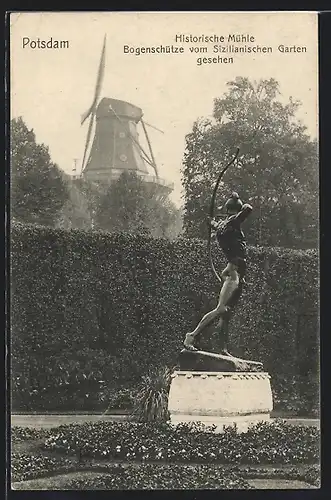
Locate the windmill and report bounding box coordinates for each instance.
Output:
[79,35,173,194]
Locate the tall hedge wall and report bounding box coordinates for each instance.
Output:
[10,223,319,412]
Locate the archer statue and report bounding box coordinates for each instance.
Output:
[184,192,253,355]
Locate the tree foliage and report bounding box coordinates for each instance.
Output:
[94,171,182,239]
[181,77,318,248]
[56,175,94,230]
[11,117,69,226]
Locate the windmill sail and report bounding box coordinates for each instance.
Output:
[141,119,159,177]
[81,35,107,172]
[81,35,106,125]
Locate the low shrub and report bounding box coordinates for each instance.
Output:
[102,386,139,411]
[51,464,252,490]
[237,465,320,488]
[11,427,54,442]
[302,466,321,487]
[11,453,76,482]
[43,420,320,465]
[271,374,320,416]
[130,366,172,422]
[11,452,320,488]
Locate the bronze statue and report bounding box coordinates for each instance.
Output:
[184,192,253,355]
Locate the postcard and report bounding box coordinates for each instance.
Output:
[9,11,319,491]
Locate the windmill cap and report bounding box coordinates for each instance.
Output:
[98,98,143,122]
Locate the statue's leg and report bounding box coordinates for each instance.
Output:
[215,280,243,356]
[214,311,231,356]
[217,264,240,310]
[184,305,221,349]
[184,265,239,350]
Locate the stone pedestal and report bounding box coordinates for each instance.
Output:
[168,371,273,433]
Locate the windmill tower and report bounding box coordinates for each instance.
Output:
[79,36,173,194]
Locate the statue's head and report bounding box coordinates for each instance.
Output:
[225,192,243,215]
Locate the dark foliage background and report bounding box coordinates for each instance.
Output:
[11,223,318,413]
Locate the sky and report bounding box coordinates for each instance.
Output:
[10,11,318,206]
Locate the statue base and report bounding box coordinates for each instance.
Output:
[168,370,273,433]
[178,349,264,372]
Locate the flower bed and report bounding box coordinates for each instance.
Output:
[11,458,250,489]
[236,465,320,487]
[42,420,319,465]
[11,453,76,482]
[61,464,252,489]
[11,452,320,488]
[11,427,54,442]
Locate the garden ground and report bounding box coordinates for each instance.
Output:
[10,418,320,490]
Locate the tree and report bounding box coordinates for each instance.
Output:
[94,171,182,238]
[11,117,69,226]
[55,173,93,230]
[181,77,318,248]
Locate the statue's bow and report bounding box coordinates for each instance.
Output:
[207,148,240,283]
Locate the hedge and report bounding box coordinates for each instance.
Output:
[10,223,319,411]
